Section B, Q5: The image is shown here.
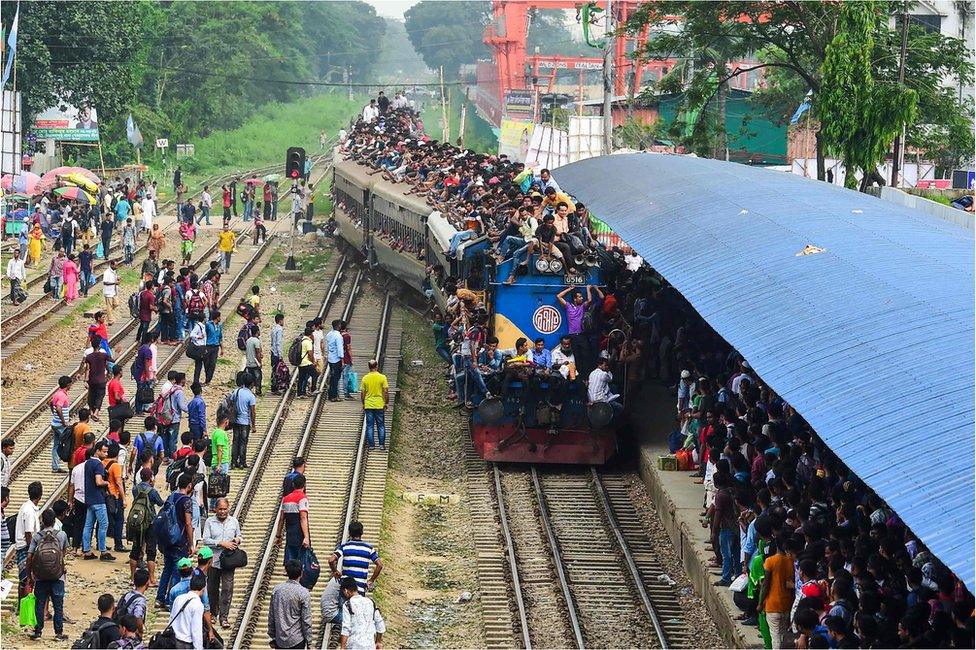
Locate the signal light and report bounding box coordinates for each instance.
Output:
[285,146,306,179]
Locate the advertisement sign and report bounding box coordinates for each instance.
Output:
[155,138,169,149]
[32,102,99,142]
[498,119,535,162]
[503,89,533,120]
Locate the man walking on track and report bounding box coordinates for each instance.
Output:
[360,360,389,451]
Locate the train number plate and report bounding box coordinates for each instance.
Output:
[563,271,587,285]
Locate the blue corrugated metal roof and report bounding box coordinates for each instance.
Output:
[554,154,975,592]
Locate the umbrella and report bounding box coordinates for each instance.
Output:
[62,172,99,194]
[1,172,41,194]
[54,186,96,204]
[263,173,282,182]
[4,193,31,202]
[37,166,101,193]
[244,177,264,186]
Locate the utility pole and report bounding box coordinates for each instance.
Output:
[890,0,909,187]
[439,66,449,142]
[601,0,615,155]
[459,87,469,148]
[346,66,353,102]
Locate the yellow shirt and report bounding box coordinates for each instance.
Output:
[360,371,388,410]
[299,337,313,367]
[247,294,260,309]
[541,191,575,213]
[218,231,236,253]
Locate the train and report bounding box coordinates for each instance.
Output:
[331,153,621,465]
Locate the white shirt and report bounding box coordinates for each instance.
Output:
[338,129,348,144]
[15,500,41,550]
[587,367,619,403]
[362,104,379,123]
[0,452,10,487]
[6,257,26,281]
[102,267,118,297]
[340,594,386,650]
[312,329,324,361]
[141,197,156,225]
[169,592,204,649]
[200,191,212,208]
[189,320,206,347]
[624,253,644,272]
[70,462,87,503]
[551,346,576,379]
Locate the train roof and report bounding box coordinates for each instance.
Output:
[554,153,976,592]
[333,158,377,191]
[370,178,433,216]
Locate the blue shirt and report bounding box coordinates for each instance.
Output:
[205,321,223,346]
[84,457,107,506]
[235,388,257,426]
[134,431,164,458]
[326,329,343,364]
[333,539,379,595]
[115,199,131,221]
[168,569,210,611]
[528,348,552,368]
[187,396,206,433]
[477,349,503,371]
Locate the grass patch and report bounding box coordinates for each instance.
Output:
[372,477,400,613]
[149,92,368,199]
[422,88,497,154]
[299,250,333,274]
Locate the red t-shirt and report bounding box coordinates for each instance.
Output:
[107,431,121,443]
[72,445,89,467]
[139,288,156,321]
[107,378,126,407]
[222,190,231,208]
[173,447,193,461]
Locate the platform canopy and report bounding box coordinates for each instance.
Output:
[554,154,975,592]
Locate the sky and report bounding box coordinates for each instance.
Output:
[365,0,419,21]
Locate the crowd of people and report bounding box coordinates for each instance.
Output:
[344,89,973,649]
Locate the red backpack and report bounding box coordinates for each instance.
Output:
[186,289,206,320]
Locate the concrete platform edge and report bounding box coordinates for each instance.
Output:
[637,445,756,649]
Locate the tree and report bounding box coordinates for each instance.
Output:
[626,1,973,181]
[1,0,152,136]
[404,1,490,77]
[819,1,917,190]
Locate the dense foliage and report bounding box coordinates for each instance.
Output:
[404,1,491,77]
[2,0,386,165]
[625,0,974,184]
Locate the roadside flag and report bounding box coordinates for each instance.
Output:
[790,90,813,125]
[1,5,19,88]
[126,114,144,148]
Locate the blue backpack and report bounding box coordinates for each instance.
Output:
[152,493,187,549]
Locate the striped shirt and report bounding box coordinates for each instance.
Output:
[334,539,379,594]
[282,489,309,546]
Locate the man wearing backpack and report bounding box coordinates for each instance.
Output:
[50,375,73,473]
[136,280,157,344]
[231,374,257,470]
[77,593,122,649]
[156,372,188,458]
[128,469,163,584]
[167,572,206,649]
[27,509,69,641]
[133,416,165,477]
[155,474,194,610]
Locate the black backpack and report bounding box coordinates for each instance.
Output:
[287,336,304,366]
[112,592,139,625]
[72,619,118,649]
[147,598,190,649]
[56,423,77,463]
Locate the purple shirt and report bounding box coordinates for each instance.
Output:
[565,302,585,334]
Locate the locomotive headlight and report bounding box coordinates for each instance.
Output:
[477,396,505,423]
[587,402,614,429]
[535,257,551,273]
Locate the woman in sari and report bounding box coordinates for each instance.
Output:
[27,223,44,266]
[62,252,80,304]
[147,222,166,256]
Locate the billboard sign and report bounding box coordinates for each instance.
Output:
[32,102,99,142]
[498,119,535,162]
[503,89,533,120]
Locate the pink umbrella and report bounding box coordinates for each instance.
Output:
[1,171,41,194]
[36,166,101,193]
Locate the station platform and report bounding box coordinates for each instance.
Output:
[630,383,764,649]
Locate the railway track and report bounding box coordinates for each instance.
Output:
[231,283,402,649]
[0,152,333,360]
[1,224,278,568]
[493,465,690,649]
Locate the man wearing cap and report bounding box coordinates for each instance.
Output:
[730,359,752,396]
[167,550,217,644]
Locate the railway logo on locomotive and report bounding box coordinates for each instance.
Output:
[532,305,562,335]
